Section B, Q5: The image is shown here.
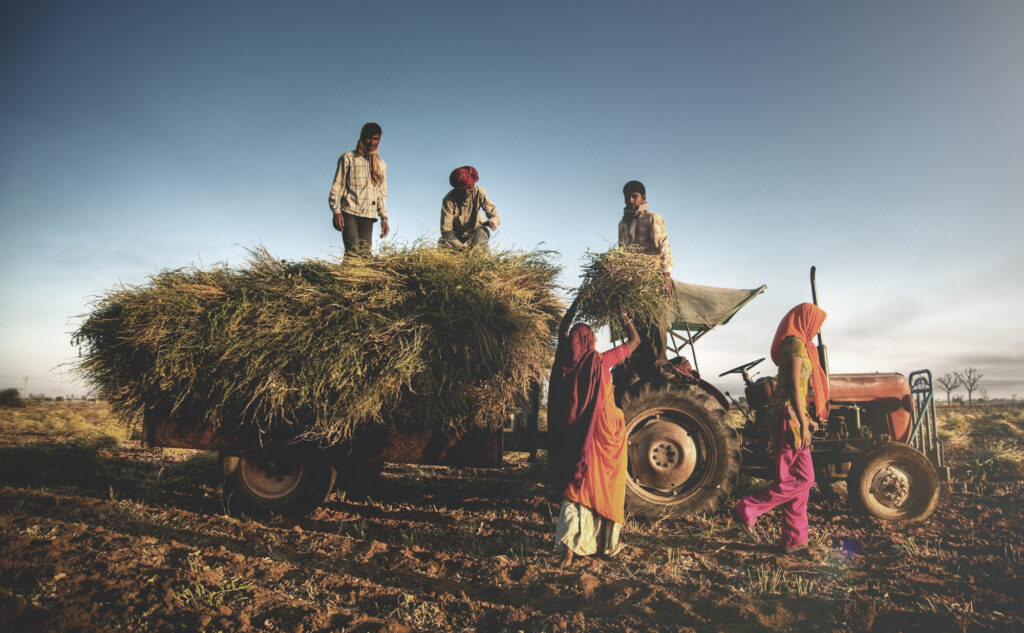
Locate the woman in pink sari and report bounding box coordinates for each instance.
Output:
[733,303,829,554]
[548,300,639,568]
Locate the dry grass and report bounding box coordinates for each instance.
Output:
[939,403,1024,481]
[73,245,563,444]
[574,247,668,339]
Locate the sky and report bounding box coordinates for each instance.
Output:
[1,0,1022,400]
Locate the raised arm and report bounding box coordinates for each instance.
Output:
[622,313,641,352]
[559,295,582,340]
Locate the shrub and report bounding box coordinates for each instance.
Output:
[0,388,25,408]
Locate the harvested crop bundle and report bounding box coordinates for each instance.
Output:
[574,247,669,339]
[74,245,563,444]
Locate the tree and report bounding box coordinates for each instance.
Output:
[936,373,961,405]
[0,387,25,407]
[956,367,984,406]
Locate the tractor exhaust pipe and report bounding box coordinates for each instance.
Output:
[810,266,830,376]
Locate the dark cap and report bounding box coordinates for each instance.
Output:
[622,180,646,196]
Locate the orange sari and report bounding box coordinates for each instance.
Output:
[548,324,630,524]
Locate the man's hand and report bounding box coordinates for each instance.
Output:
[486,220,497,231]
[380,217,390,238]
[332,213,344,232]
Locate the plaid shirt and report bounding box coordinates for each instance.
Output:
[618,203,673,275]
[328,151,388,220]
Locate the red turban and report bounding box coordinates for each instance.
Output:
[449,166,479,189]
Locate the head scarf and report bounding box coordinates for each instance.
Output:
[770,303,829,420]
[356,122,385,185]
[546,323,603,493]
[449,166,479,189]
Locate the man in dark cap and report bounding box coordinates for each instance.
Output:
[617,180,674,379]
[439,166,500,250]
[328,122,390,255]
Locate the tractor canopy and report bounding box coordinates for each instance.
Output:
[664,280,766,376]
[668,281,766,333]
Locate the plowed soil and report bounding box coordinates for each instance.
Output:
[1,405,1021,632]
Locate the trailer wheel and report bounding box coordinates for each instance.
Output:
[847,442,939,522]
[222,452,335,517]
[621,384,741,518]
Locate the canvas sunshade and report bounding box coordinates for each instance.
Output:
[668,281,766,332]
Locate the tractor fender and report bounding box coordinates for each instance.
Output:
[695,378,730,412]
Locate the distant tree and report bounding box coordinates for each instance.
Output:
[936,373,961,405]
[0,387,25,407]
[956,367,984,406]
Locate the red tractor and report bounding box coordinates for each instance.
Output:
[615,271,948,522]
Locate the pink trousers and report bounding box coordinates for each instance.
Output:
[733,420,815,548]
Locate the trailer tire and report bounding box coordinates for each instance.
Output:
[222,452,335,517]
[621,383,741,518]
[847,442,939,522]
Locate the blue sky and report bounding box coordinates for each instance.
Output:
[1,1,1022,398]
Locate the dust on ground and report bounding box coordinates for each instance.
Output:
[1,402,1021,632]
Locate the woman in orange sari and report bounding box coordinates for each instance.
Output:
[548,300,639,567]
[733,303,829,554]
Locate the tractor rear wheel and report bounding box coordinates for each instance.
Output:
[621,384,741,518]
[222,451,336,517]
[847,442,939,522]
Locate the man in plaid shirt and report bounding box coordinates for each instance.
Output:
[618,180,674,380]
[329,122,389,255]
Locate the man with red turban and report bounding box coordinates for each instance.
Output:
[440,166,500,250]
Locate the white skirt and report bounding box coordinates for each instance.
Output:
[555,498,624,557]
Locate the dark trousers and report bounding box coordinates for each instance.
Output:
[440,226,491,250]
[342,213,375,256]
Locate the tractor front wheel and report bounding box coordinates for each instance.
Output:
[847,442,939,522]
[621,384,741,518]
[222,452,336,517]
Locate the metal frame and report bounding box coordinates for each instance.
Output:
[908,369,951,480]
[665,283,766,378]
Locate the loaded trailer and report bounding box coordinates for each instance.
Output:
[143,272,948,522]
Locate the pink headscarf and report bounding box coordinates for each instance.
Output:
[770,303,829,420]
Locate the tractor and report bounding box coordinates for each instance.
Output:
[614,269,948,522]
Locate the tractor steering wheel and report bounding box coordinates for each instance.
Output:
[718,358,765,378]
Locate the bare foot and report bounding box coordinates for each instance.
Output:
[559,549,574,569]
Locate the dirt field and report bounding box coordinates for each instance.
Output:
[1,402,1022,632]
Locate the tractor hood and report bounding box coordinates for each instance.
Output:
[829,373,912,442]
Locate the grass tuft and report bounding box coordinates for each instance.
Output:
[574,247,668,338]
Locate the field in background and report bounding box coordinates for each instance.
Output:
[1,401,1022,632]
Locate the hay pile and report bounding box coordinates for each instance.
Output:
[73,246,563,444]
[574,247,670,339]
